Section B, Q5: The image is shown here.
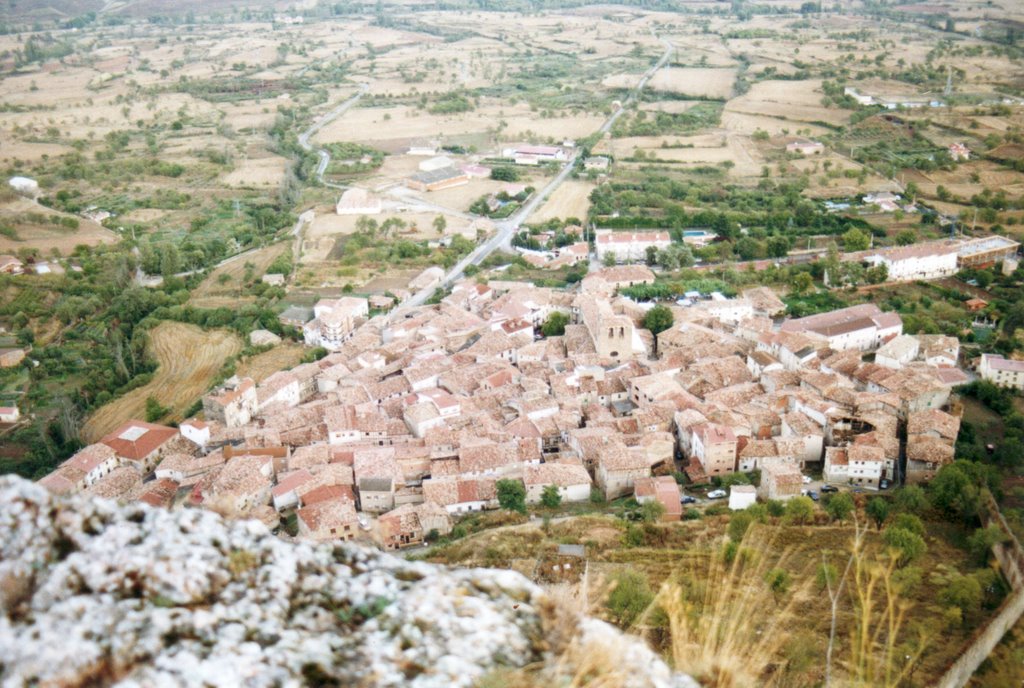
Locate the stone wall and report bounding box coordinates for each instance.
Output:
[933,494,1024,688]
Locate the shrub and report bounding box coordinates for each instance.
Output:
[606,570,653,627]
[540,484,562,509]
[784,496,815,524]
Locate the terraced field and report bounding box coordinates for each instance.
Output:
[82,322,241,442]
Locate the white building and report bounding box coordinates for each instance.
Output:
[501,145,567,162]
[304,297,369,350]
[523,462,592,504]
[780,304,902,352]
[409,266,445,292]
[8,176,39,197]
[862,243,959,282]
[729,484,757,510]
[979,353,1024,390]
[594,230,671,264]
[0,405,19,423]
[875,335,920,370]
[418,156,454,172]
[179,419,210,448]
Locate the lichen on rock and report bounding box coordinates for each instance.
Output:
[0,477,696,687]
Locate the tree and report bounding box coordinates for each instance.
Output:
[766,235,790,258]
[490,166,519,182]
[785,495,815,524]
[496,479,526,514]
[866,497,890,530]
[842,228,871,252]
[641,500,665,522]
[891,512,924,536]
[729,510,754,542]
[602,251,617,267]
[764,567,792,604]
[825,492,854,521]
[540,484,562,509]
[790,271,813,295]
[645,245,658,266]
[144,396,169,422]
[967,524,1007,566]
[895,230,916,246]
[816,562,838,591]
[929,462,980,522]
[432,214,447,236]
[643,304,674,336]
[893,485,927,513]
[541,311,569,337]
[940,573,982,621]
[882,526,926,566]
[735,236,763,261]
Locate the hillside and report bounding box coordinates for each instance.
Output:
[0,476,698,687]
[1,0,282,21]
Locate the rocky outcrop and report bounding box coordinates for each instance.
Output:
[0,477,696,687]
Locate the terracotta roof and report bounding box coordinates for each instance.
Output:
[524,460,591,487]
[100,420,178,462]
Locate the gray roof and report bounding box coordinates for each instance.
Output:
[410,166,466,185]
[359,477,393,493]
[279,306,314,323]
[557,544,585,558]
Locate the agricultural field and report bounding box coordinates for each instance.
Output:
[190,242,291,309]
[647,67,737,100]
[80,321,242,442]
[234,343,307,383]
[531,180,594,223]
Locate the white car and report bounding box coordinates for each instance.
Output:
[802,475,812,484]
[707,489,727,499]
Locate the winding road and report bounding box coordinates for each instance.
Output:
[297,83,371,188]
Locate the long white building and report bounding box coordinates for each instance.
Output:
[862,243,959,282]
[979,353,1024,390]
[594,230,671,264]
[780,303,902,352]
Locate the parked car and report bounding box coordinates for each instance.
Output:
[879,479,891,490]
[820,484,839,493]
[807,490,819,501]
[802,475,812,484]
[680,495,697,504]
[707,489,727,499]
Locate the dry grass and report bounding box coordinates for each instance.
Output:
[81,321,241,442]
[235,344,307,383]
[651,529,811,687]
[189,242,289,308]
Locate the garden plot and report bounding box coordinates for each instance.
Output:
[0,198,117,254]
[221,153,291,189]
[531,181,594,223]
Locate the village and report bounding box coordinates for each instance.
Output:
[33,231,1020,551]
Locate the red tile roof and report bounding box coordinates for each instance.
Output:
[100,420,178,462]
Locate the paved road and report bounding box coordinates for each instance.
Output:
[390,34,675,318]
[297,83,370,187]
